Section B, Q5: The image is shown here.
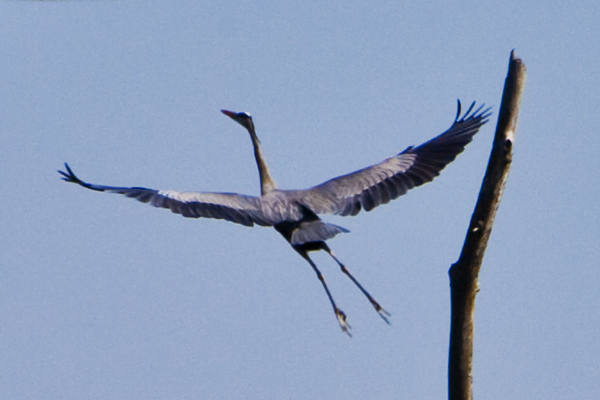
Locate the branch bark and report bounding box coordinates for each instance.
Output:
[447,51,526,400]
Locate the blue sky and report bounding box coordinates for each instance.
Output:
[2,2,599,399]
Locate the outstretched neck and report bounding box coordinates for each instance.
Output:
[249,129,277,195]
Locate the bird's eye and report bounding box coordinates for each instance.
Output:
[239,112,252,119]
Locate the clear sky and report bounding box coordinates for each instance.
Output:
[2,2,599,399]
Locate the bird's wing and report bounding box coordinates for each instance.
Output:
[58,163,272,227]
[297,101,492,216]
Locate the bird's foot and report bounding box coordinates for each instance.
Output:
[335,309,352,337]
[372,301,391,325]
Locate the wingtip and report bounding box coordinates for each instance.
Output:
[455,100,493,123]
[58,162,82,185]
[455,99,462,121]
[64,162,73,176]
[58,162,70,181]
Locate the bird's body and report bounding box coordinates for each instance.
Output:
[59,101,491,335]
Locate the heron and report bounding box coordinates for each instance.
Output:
[59,101,491,335]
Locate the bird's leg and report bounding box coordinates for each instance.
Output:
[323,246,391,325]
[299,251,351,336]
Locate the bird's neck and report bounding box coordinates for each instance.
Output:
[251,135,277,195]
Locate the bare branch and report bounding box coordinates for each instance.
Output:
[448,51,527,400]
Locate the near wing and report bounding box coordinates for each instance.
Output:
[298,101,492,216]
[58,163,271,227]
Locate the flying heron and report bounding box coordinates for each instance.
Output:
[59,101,491,335]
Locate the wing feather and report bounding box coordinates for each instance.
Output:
[296,101,492,216]
[58,163,271,227]
[59,100,490,227]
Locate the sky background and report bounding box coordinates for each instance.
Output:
[1,2,599,399]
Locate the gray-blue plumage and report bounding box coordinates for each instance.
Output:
[59,101,491,335]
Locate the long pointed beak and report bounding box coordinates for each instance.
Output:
[221,109,236,119]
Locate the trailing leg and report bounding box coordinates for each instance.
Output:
[299,251,351,336]
[324,246,391,324]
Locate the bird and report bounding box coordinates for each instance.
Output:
[59,101,491,335]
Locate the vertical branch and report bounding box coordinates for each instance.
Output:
[447,51,526,400]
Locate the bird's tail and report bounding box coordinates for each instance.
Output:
[290,221,349,245]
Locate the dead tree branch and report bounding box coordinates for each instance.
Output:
[447,50,526,400]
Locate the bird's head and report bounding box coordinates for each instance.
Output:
[221,110,256,135]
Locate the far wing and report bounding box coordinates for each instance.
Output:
[58,163,271,227]
[297,101,492,216]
